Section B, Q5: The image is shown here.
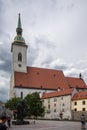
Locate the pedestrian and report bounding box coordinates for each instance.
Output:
[7,115,11,128]
[81,113,86,129]
[0,115,8,130]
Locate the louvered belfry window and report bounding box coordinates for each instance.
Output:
[18,53,22,61]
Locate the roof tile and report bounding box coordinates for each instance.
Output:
[15,66,68,89]
[42,88,74,99]
[72,91,87,100]
[14,66,87,90]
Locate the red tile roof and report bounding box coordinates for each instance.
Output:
[42,88,74,99]
[66,77,86,88]
[14,66,87,90]
[72,91,87,100]
[14,66,68,90]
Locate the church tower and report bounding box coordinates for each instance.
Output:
[11,14,28,73]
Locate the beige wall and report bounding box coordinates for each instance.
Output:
[72,99,87,111]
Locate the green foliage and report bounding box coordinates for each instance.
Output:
[24,94,31,117]
[5,97,21,110]
[24,92,45,118]
[5,92,45,119]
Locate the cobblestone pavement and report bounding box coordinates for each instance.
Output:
[9,120,85,130]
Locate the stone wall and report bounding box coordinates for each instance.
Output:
[72,111,87,120]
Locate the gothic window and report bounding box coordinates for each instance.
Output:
[21,92,23,99]
[18,53,22,61]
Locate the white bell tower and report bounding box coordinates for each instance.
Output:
[11,14,28,73]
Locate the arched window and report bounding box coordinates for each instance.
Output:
[18,53,22,61]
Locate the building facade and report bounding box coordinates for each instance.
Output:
[10,15,87,120]
[72,91,87,120]
[42,88,77,120]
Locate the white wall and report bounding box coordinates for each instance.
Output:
[43,95,72,119]
[12,44,27,73]
[14,87,55,99]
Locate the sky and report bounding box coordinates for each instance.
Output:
[0,0,87,102]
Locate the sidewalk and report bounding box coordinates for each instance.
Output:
[9,120,82,130]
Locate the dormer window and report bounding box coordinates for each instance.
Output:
[53,74,56,77]
[18,53,22,61]
[37,72,39,75]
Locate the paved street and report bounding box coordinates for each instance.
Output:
[9,120,84,130]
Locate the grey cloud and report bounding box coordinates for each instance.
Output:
[27,45,38,66]
[0,38,11,73]
[0,82,9,102]
[0,93,8,102]
[0,87,7,95]
[34,37,55,48]
[0,0,4,16]
[27,36,56,67]
[54,64,68,70]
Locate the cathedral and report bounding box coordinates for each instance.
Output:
[10,14,87,99]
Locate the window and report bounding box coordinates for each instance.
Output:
[21,92,23,99]
[54,104,56,107]
[82,101,85,105]
[54,109,56,112]
[48,99,50,103]
[62,108,65,112]
[61,97,63,100]
[62,103,65,106]
[18,64,21,67]
[54,97,57,102]
[47,109,51,113]
[18,53,22,61]
[48,104,50,109]
[74,102,77,105]
[74,108,77,111]
[82,108,85,111]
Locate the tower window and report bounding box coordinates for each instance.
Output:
[18,64,21,67]
[18,53,22,61]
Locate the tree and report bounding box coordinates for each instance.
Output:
[24,94,31,117]
[24,92,45,118]
[5,97,21,110]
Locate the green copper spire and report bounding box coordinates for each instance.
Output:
[16,13,22,35]
[14,14,25,44]
[18,13,22,28]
